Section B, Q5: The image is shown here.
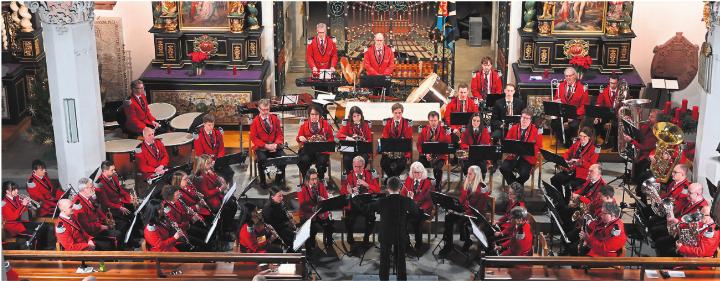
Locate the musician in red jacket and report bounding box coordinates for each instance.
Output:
[306,23,338,75]
[250,99,286,188]
[550,126,599,201]
[123,80,159,135]
[470,57,503,100]
[192,154,228,212]
[402,162,434,249]
[381,103,414,178]
[161,185,194,232]
[582,202,627,257]
[497,182,526,231]
[569,164,606,207]
[552,67,589,148]
[135,127,169,180]
[363,33,395,76]
[26,159,63,217]
[72,178,119,249]
[652,184,710,256]
[171,171,211,219]
[459,112,492,178]
[55,199,96,251]
[298,168,334,253]
[676,210,720,258]
[297,104,335,180]
[238,203,282,253]
[95,161,134,238]
[624,109,659,203]
[494,206,533,256]
[499,108,542,186]
[341,156,380,245]
[337,106,373,173]
[2,181,38,240]
[143,199,183,252]
[193,114,225,158]
[444,84,479,134]
[594,74,621,149]
[417,111,451,190]
[440,165,490,256]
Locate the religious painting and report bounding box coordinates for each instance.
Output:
[179,1,229,31]
[552,1,607,34]
[152,90,251,124]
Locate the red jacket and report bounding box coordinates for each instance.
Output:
[95,174,132,211]
[460,183,491,216]
[163,200,192,231]
[504,124,542,165]
[296,118,335,154]
[298,182,330,221]
[2,196,28,237]
[661,179,690,200]
[306,36,338,70]
[337,120,373,142]
[27,174,63,217]
[401,177,433,213]
[563,140,599,180]
[193,128,225,158]
[238,223,271,253]
[363,45,395,76]
[675,198,708,218]
[596,86,620,108]
[72,194,108,236]
[500,222,533,256]
[195,172,223,211]
[589,198,616,218]
[124,94,156,134]
[444,97,479,131]
[178,183,212,218]
[417,124,451,160]
[587,218,627,257]
[381,118,413,158]
[55,215,93,251]
[554,80,589,116]
[678,223,720,257]
[135,139,170,179]
[341,170,380,211]
[470,69,503,100]
[250,114,284,151]
[144,222,178,252]
[498,199,526,229]
[460,127,491,150]
[630,122,657,162]
[574,178,606,204]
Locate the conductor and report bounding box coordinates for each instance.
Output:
[369,177,418,280]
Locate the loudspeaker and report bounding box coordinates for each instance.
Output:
[468,17,483,47]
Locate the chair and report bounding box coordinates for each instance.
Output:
[55,241,62,251]
[141,239,148,251]
[535,232,549,256]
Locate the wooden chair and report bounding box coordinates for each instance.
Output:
[500,154,543,196]
[141,239,148,251]
[55,242,62,251]
[535,232,549,256]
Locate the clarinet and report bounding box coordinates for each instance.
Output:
[169,220,195,250]
[280,201,297,231]
[179,198,207,228]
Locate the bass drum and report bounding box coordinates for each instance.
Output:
[406,73,453,105]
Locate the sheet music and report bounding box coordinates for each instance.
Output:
[319,69,333,80]
[469,217,488,248]
[222,181,238,205]
[665,80,679,90]
[316,93,336,101]
[312,99,332,106]
[651,79,666,89]
[338,145,355,153]
[293,210,319,251]
[281,95,299,105]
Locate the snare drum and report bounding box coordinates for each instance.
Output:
[170,112,202,131]
[157,132,194,167]
[105,139,142,177]
[149,103,177,122]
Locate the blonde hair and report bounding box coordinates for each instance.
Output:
[171,170,188,187]
[193,154,213,177]
[464,165,484,193]
[409,162,428,180]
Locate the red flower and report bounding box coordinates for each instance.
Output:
[569,55,592,70]
[189,51,209,64]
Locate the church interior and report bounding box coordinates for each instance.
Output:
[2,1,720,280]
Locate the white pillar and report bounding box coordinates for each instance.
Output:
[506,0,523,84]
[28,2,104,191]
[695,26,720,197]
[261,0,275,97]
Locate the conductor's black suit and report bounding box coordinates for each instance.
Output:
[369,193,418,280]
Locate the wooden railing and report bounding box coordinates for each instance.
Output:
[480,256,720,281]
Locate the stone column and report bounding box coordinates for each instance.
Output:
[261,1,275,97]
[695,25,720,197]
[28,2,104,191]
[506,0,523,84]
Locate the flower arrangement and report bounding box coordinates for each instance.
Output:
[569,55,592,79]
[188,51,209,76]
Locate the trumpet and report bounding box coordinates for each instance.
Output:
[19,194,41,210]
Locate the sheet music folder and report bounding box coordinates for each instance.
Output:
[422,142,451,155]
[540,149,570,168]
[450,112,475,126]
[501,140,535,156]
[213,152,248,170]
[379,138,412,153]
[430,191,464,214]
[301,141,336,153]
[339,141,372,154]
[585,105,614,120]
[469,145,502,161]
[543,101,577,119]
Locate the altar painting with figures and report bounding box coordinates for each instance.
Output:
[552,1,607,34]
[179,1,229,31]
[152,90,251,125]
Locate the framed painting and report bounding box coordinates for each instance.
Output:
[552,1,607,34]
[179,1,229,31]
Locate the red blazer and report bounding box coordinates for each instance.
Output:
[193,128,225,158]
[363,45,395,76]
[678,223,720,257]
[178,183,212,218]
[460,184,491,216]
[630,123,657,162]
[661,179,690,200]
[135,139,170,179]
[417,124,451,160]
[554,80,589,116]
[2,196,28,237]
[196,172,223,211]
[675,198,708,218]
[596,86,620,108]
[574,178,606,204]
[337,120,373,142]
[27,174,63,217]
[587,218,627,257]
[382,118,413,158]
[563,140,599,180]
[470,69,503,100]
[238,223,271,253]
[72,194,108,236]
[250,114,284,151]
[298,182,330,221]
[55,215,93,251]
[401,177,434,212]
[296,118,335,153]
[144,223,178,252]
[505,124,542,165]
[163,200,191,231]
[341,170,380,211]
[443,97,479,131]
[124,94,156,134]
[498,199,526,229]
[95,174,132,211]
[460,127,491,150]
[500,222,533,256]
[306,36,338,70]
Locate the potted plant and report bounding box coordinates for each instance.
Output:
[569,55,592,80]
[188,51,209,76]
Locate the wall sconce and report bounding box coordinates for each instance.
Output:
[63,98,79,143]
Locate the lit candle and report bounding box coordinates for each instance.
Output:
[663,101,672,114]
[692,106,699,121]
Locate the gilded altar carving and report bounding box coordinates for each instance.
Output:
[651,32,699,91]
[33,38,40,56]
[523,43,534,60]
[156,39,164,56]
[248,40,257,57]
[620,44,629,61]
[232,44,242,60]
[539,47,550,65]
[22,40,32,56]
[562,39,589,58]
[193,34,219,55]
[608,48,618,65]
[166,43,176,60]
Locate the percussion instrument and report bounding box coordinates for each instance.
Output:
[406,73,453,105]
[156,132,194,167]
[148,103,177,122]
[170,112,202,131]
[621,98,652,107]
[105,139,142,178]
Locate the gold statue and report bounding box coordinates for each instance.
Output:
[540,2,555,19]
[228,1,245,16]
[161,1,177,17]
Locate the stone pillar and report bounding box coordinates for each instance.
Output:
[506,0,523,84]
[261,1,275,97]
[28,2,104,191]
[695,25,720,197]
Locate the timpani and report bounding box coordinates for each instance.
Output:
[156,132,194,167]
[170,112,202,131]
[149,103,177,122]
[105,139,142,178]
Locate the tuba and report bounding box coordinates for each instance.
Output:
[650,122,684,183]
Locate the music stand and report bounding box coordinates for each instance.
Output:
[541,181,566,211]
[359,75,391,89]
[292,210,323,279]
[503,115,521,125]
[422,142,451,155]
[469,145,501,161]
[338,141,372,154]
[213,152,248,170]
[430,191,465,214]
[707,178,719,199]
[450,112,475,127]
[621,119,640,141]
[378,138,412,153]
[501,140,535,156]
[485,94,504,109]
[124,184,161,243]
[204,180,242,244]
[543,101,577,149]
[302,142,337,154]
[540,181,570,252]
[319,195,349,212]
[585,105,614,121]
[540,149,570,169]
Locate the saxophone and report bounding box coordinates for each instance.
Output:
[352,123,367,142]
[571,201,588,222]
[650,122,684,183]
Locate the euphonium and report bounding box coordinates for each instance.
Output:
[669,211,702,247]
[455,149,469,160]
[571,201,588,222]
[642,177,668,217]
[650,122,684,183]
[308,134,327,142]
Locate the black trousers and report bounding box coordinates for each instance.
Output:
[408,211,430,245]
[344,206,376,240]
[419,155,444,190]
[442,213,470,246]
[550,171,586,203]
[342,152,369,174]
[380,239,407,280]
[594,118,617,148]
[500,158,533,186]
[92,229,122,250]
[270,221,297,251]
[255,149,286,186]
[633,159,652,203]
[305,218,334,254]
[381,155,406,178]
[551,118,580,147]
[298,149,329,180]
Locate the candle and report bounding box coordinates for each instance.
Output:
[673,108,681,123]
[166,64,171,74]
[543,69,549,79]
[233,65,237,76]
[663,101,672,114]
[692,106,699,121]
[681,99,688,113]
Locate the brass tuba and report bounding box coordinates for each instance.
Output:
[650,122,684,183]
[642,177,672,217]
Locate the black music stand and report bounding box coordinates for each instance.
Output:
[503,115,521,125]
[621,119,640,141]
[501,140,535,156]
[543,101,577,152]
[338,141,372,154]
[430,191,469,260]
[707,178,719,200]
[302,142,337,154]
[468,145,501,164]
[585,105,614,121]
[450,112,475,127]
[422,142,451,155]
[213,152,248,170]
[379,138,412,153]
[265,155,300,167]
[319,195,349,212]
[359,75,392,101]
[540,181,571,253]
[485,94,504,109]
[540,149,570,169]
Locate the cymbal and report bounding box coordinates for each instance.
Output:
[622,99,652,107]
